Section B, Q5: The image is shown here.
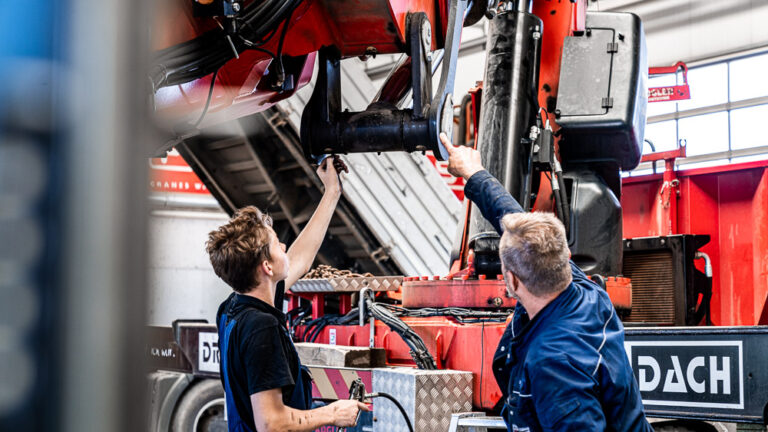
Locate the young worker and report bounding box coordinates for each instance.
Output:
[206,156,368,432]
[441,133,652,431]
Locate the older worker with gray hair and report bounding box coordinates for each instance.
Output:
[440,133,652,432]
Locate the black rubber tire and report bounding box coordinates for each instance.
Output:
[171,379,226,432]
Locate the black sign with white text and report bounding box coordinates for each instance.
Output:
[625,341,742,408]
[625,328,768,424]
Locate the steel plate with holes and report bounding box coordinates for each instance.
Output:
[289,276,402,293]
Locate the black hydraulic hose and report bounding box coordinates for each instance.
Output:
[644,138,656,152]
[551,172,568,234]
[307,316,332,342]
[556,172,571,234]
[366,392,414,432]
[151,0,301,89]
[192,68,219,128]
[302,316,324,342]
[522,144,534,211]
[365,299,436,370]
[309,323,327,343]
[527,21,541,115]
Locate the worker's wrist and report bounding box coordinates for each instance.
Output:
[323,186,342,199]
[463,166,484,180]
[329,402,345,426]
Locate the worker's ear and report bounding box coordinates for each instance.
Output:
[260,259,273,277]
[504,269,520,298]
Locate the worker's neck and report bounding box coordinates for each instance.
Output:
[521,291,562,319]
[241,280,277,307]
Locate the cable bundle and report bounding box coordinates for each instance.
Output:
[299,309,360,343]
[289,301,510,370]
[150,0,302,90]
[363,298,437,370]
[379,304,513,323]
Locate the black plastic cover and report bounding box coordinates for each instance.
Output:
[564,169,623,276]
[556,12,648,171]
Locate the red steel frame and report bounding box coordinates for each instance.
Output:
[622,159,768,327]
[291,157,768,410]
[160,0,767,412]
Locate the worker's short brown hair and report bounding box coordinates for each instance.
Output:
[206,206,273,293]
[499,212,572,297]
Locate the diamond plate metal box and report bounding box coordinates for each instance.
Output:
[372,368,473,432]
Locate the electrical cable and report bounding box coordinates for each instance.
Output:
[192,68,220,128]
[365,392,414,432]
[273,6,296,87]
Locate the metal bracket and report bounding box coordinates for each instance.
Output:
[602,97,614,109]
[606,42,619,53]
[428,0,469,160]
[409,13,433,120]
[300,0,468,161]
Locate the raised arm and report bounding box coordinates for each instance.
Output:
[441,133,523,235]
[284,156,348,288]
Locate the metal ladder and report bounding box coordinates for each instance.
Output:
[447,413,507,432]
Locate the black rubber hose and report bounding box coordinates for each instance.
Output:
[365,300,436,369]
[551,173,564,220]
[309,322,329,343]
[556,172,571,234]
[192,68,219,128]
[151,0,299,88]
[367,392,414,432]
[301,317,324,342]
[551,172,568,233]
[307,316,332,342]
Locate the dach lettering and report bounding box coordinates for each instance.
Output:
[637,355,731,395]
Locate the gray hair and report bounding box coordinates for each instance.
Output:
[499,212,572,297]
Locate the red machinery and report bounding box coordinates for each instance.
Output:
[152,0,486,144]
[153,0,768,426]
[287,0,646,413]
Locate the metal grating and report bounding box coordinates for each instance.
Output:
[622,250,676,324]
[290,276,402,293]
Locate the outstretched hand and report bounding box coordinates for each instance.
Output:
[440,132,484,180]
[330,399,370,427]
[317,155,348,196]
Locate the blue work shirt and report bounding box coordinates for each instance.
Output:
[464,170,651,432]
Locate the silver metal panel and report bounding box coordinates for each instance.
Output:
[372,368,473,432]
[279,59,461,276]
[447,413,507,432]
